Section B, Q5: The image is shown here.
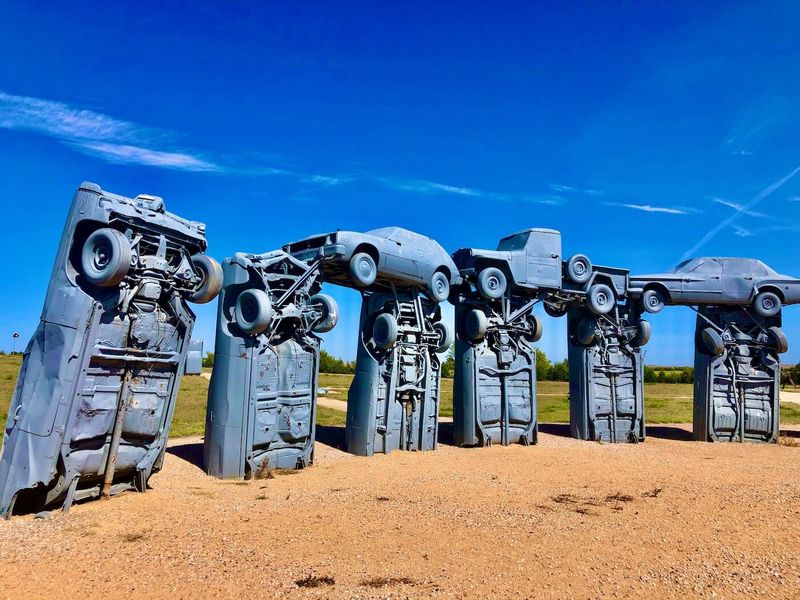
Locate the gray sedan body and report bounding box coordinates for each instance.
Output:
[283,227,460,296]
[629,257,800,306]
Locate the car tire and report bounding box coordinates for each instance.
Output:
[349,252,378,287]
[476,267,507,300]
[235,288,273,336]
[753,291,781,318]
[373,313,399,349]
[576,317,597,346]
[566,254,592,284]
[81,228,131,287]
[543,301,568,318]
[433,320,453,353]
[587,283,615,315]
[767,326,789,354]
[189,255,223,304]
[701,327,725,357]
[464,308,488,342]
[642,288,666,314]
[428,271,450,303]
[309,293,338,333]
[631,319,651,347]
[528,314,543,343]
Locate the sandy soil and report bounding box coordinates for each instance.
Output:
[2,426,798,600]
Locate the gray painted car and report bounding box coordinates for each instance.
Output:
[452,228,624,317]
[0,182,221,517]
[629,257,800,317]
[283,227,460,303]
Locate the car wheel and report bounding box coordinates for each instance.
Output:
[767,326,789,354]
[189,255,223,304]
[701,327,725,357]
[373,313,398,349]
[476,267,507,300]
[433,321,453,353]
[235,288,273,335]
[576,317,597,346]
[349,252,377,287]
[544,301,568,318]
[587,283,615,315]
[464,308,488,342]
[753,291,781,318]
[566,254,592,284]
[309,293,338,333]
[631,319,651,347]
[428,271,450,303]
[642,288,666,314]
[528,314,543,343]
[81,228,131,287]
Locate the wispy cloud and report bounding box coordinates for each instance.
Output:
[682,163,800,260]
[549,183,605,196]
[712,196,769,218]
[788,195,800,202]
[0,90,221,172]
[375,176,565,205]
[732,224,755,237]
[604,202,692,215]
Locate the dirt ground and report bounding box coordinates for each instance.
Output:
[0,425,799,600]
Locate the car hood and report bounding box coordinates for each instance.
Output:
[629,273,683,282]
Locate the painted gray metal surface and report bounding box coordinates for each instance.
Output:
[692,306,784,443]
[567,293,647,443]
[0,182,220,516]
[452,294,538,447]
[204,251,337,478]
[185,339,203,375]
[630,257,800,316]
[345,289,446,456]
[283,227,461,302]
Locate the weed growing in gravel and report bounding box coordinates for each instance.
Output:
[362,577,416,588]
[296,575,335,588]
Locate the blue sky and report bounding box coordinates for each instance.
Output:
[1,1,799,365]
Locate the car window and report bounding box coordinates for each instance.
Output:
[497,232,529,251]
[752,261,777,276]
[722,259,751,276]
[671,259,696,272]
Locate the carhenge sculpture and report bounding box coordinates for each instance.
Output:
[284,227,457,456]
[203,250,338,477]
[450,228,647,445]
[631,257,796,442]
[0,182,222,517]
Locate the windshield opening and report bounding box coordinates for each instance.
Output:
[497,232,529,251]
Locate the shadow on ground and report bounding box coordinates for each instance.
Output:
[167,441,205,469]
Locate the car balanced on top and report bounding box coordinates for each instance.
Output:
[629,257,800,318]
[451,228,624,318]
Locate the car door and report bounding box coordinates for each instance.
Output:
[721,259,754,302]
[525,230,561,288]
[681,259,722,302]
[380,235,421,282]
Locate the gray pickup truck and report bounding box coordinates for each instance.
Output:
[452,228,625,316]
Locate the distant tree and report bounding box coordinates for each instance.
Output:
[440,343,455,378]
[319,350,356,374]
[202,352,214,368]
[656,371,667,384]
[550,359,569,382]
[643,366,657,383]
[535,348,552,381]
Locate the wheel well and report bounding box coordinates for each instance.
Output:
[353,243,379,264]
[643,282,671,302]
[435,265,451,280]
[757,285,784,302]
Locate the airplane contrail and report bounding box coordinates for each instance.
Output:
[681,163,800,260]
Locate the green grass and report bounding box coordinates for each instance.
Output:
[0,355,798,440]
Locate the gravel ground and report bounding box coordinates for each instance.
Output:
[0,425,799,599]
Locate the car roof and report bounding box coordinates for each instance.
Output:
[367,226,431,243]
[501,227,560,238]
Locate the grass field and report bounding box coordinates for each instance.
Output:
[1,354,799,437]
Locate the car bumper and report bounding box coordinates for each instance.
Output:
[290,243,346,262]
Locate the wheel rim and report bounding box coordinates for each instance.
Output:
[761,297,775,310]
[573,261,586,277]
[594,290,609,307]
[91,240,112,272]
[434,278,447,296]
[646,294,661,309]
[356,257,373,279]
[241,296,258,324]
